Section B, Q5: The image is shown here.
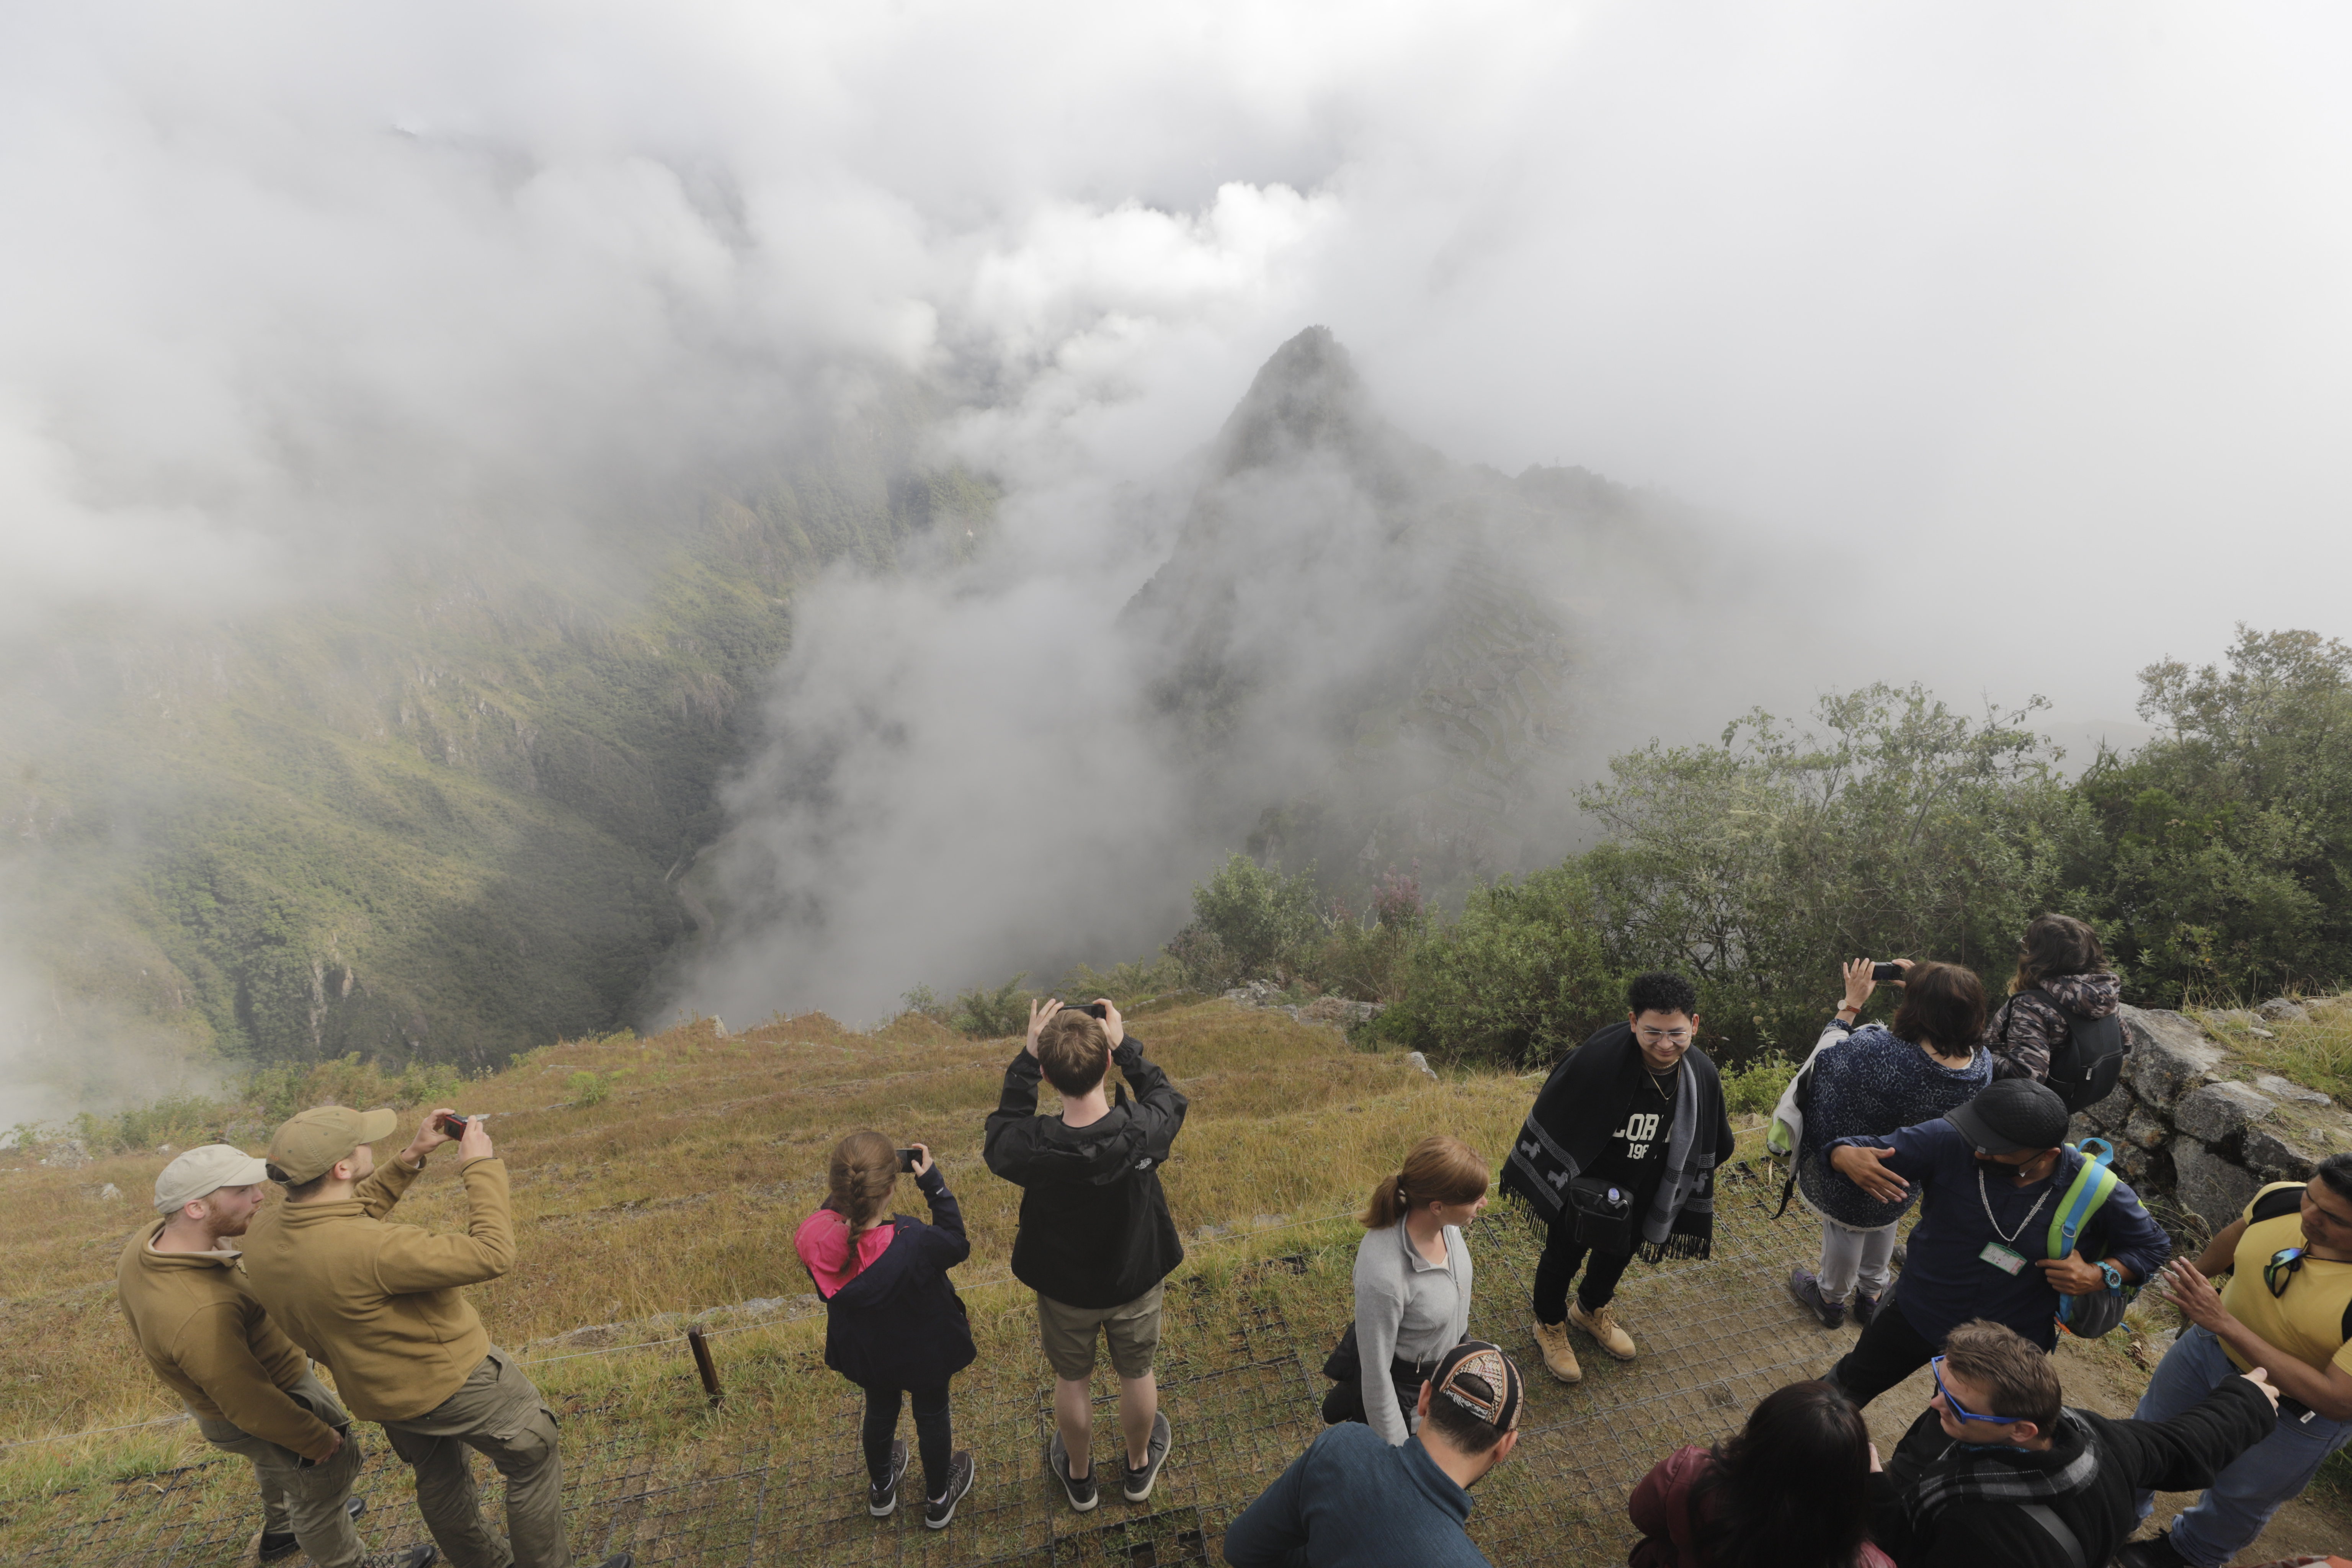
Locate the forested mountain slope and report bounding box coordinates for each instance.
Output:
[0,402,992,1103]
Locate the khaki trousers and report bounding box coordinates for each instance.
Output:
[381,1347,570,1568]
[191,1368,366,1568]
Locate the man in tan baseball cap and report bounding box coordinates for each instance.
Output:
[242,1106,631,1568]
[118,1144,433,1568]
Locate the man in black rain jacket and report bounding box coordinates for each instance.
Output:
[1868,1318,2278,1567]
[985,996,1187,1513]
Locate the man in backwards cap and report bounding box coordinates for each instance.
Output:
[1223,1340,1524,1566]
[117,1144,433,1568]
[242,1106,633,1568]
[1821,1077,2171,1407]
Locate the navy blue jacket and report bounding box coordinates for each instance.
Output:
[1827,1118,2169,1349]
[804,1168,977,1390]
[1222,1422,1491,1568]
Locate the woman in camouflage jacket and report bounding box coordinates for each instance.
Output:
[1984,914,2122,1083]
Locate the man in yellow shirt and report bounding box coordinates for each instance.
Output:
[242,1105,632,1568]
[2124,1155,2352,1566]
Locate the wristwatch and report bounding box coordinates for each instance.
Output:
[2098,1260,2123,1293]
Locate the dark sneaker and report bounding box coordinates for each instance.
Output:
[1787,1266,1847,1329]
[367,1549,437,1568]
[2113,1529,2190,1568]
[1851,1291,1880,1327]
[260,1496,368,1561]
[591,1555,635,1568]
[1121,1411,1173,1503]
[924,1450,976,1529]
[1047,1430,1098,1513]
[869,1437,909,1517]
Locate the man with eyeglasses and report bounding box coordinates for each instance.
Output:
[1822,1077,2171,1407]
[1867,1318,2277,1568]
[1502,971,1736,1384]
[2119,1154,2352,1566]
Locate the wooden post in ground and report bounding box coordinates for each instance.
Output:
[687,1325,724,1407]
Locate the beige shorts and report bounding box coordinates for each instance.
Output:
[1036,1284,1165,1380]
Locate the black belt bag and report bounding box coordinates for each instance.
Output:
[1568,1173,1637,1253]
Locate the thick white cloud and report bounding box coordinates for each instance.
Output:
[3,2,2349,1037]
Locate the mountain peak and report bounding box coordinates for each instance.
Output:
[1212,326,1377,477]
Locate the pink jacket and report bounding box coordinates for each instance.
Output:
[793,1208,894,1298]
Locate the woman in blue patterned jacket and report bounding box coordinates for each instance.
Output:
[1787,960,1991,1329]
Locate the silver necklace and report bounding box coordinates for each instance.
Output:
[1978,1166,2053,1246]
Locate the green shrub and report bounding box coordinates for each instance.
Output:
[1720,1050,1798,1118]
[1369,864,1616,1068]
[1174,853,1324,987]
[568,1071,610,1106]
[950,974,1032,1038]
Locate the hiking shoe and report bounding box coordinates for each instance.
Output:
[869,1437,909,1517]
[2113,1529,2190,1568]
[1530,1318,1583,1384]
[1852,1291,1880,1327]
[924,1450,976,1529]
[1047,1430,1098,1513]
[366,1550,437,1568]
[1787,1267,1847,1329]
[1122,1411,1173,1503]
[1568,1300,1637,1361]
[260,1496,368,1561]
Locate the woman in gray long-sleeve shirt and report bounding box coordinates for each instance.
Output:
[1323,1136,1486,1445]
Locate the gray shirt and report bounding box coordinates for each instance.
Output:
[1351,1219,1473,1446]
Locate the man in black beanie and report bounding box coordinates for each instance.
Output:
[1821,1078,2172,1406]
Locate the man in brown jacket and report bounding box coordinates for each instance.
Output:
[118,1144,433,1568]
[242,1106,632,1568]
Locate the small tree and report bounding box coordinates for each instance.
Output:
[1175,853,1324,985]
[1371,864,1616,1067]
[950,974,1032,1038]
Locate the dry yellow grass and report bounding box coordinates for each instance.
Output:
[0,1000,1529,1503]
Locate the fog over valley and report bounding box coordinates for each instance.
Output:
[3,3,2349,1116]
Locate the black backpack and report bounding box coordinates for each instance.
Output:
[2006,988,2127,1112]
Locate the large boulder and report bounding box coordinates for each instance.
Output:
[2121,1007,2229,1109]
[2172,1139,2261,1233]
[2174,1081,2281,1149]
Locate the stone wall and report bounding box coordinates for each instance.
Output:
[2073,1005,2352,1237]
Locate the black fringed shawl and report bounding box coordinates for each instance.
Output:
[1500,1021,1737,1263]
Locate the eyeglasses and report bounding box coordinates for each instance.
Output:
[1635,1027,1693,1045]
[1929,1356,2009,1425]
[2266,1246,2308,1298]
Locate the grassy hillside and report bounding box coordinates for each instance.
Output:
[0,410,996,1097]
[7,1001,2349,1566]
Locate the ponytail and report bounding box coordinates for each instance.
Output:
[1359,1135,1489,1229]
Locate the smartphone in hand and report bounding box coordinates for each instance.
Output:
[896,1148,920,1173]
[436,1113,471,1138]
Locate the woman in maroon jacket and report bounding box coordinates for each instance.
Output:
[795,1131,978,1529]
[1629,1381,1894,1568]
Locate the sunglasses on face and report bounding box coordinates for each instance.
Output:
[1929,1356,2010,1426]
[1635,1027,1692,1045]
[2266,1246,2308,1298]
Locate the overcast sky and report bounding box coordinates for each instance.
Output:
[4,2,2347,714]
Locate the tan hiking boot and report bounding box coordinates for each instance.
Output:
[1568,1300,1637,1361]
[1530,1318,1583,1383]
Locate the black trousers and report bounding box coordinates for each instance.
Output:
[1825,1296,1939,1408]
[1532,1217,1633,1324]
[1320,1358,1431,1428]
[860,1380,952,1501]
